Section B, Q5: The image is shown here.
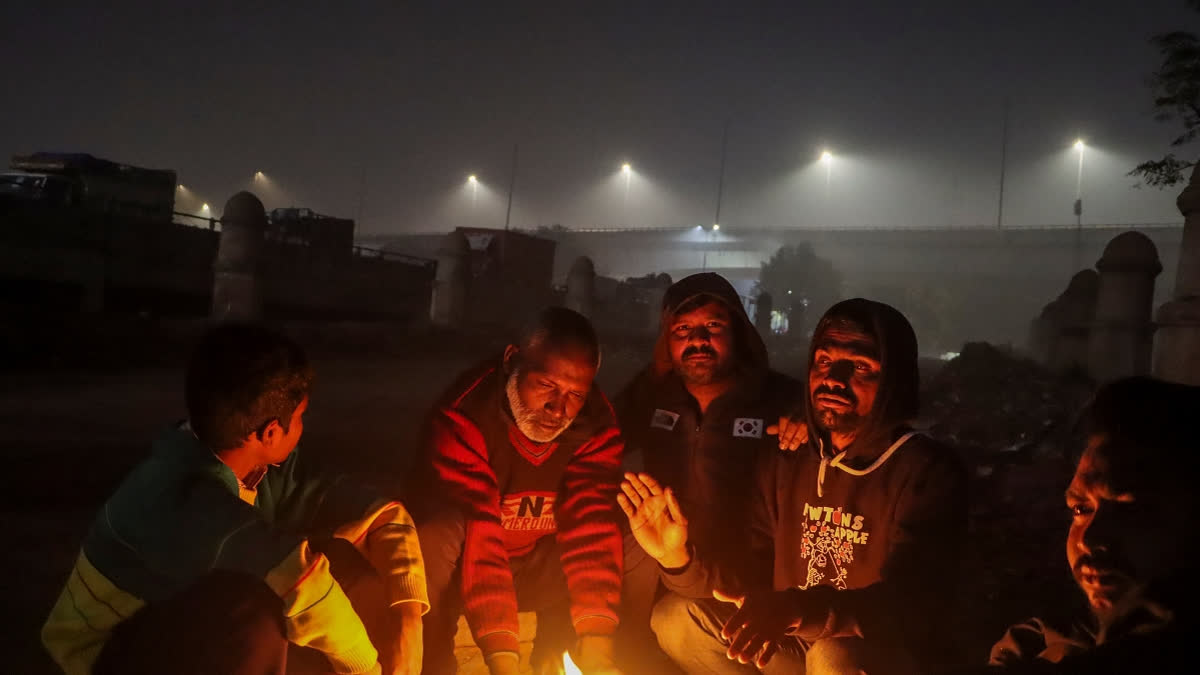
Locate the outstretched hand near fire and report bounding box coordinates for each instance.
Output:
[618,472,691,569]
[713,588,803,669]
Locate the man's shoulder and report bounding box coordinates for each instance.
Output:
[437,357,502,414]
[740,368,802,414]
[897,431,965,472]
[87,438,265,582]
[614,364,668,401]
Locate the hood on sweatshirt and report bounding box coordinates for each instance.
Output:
[804,298,920,466]
[651,272,769,379]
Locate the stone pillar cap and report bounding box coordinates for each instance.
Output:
[1096,231,1163,275]
[220,191,266,227]
[569,256,596,276]
[437,230,470,255]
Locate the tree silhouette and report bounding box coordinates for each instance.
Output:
[1131,0,1200,187]
[756,243,842,337]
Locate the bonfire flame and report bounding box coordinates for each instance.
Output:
[563,650,582,675]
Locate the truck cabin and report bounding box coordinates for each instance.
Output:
[0,172,78,207]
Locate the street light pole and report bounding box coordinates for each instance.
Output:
[1073,139,1085,270]
[996,99,1009,230]
[714,118,729,228]
[504,144,518,231]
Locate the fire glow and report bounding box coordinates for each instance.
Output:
[563,651,582,675]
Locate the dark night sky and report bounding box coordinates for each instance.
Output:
[2,1,1195,232]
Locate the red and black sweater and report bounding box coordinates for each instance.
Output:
[425,358,624,657]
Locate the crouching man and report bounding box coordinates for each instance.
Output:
[42,322,429,675]
[955,376,1199,674]
[623,299,967,674]
[410,307,624,675]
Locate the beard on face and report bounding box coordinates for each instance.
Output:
[676,343,732,386]
[811,384,863,433]
[1072,552,1138,627]
[506,371,572,443]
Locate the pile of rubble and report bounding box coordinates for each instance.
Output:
[922,343,1095,656]
[921,342,1093,463]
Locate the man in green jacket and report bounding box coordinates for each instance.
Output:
[42,322,429,675]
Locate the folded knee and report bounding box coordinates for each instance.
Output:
[650,594,705,656]
[806,637,869,675]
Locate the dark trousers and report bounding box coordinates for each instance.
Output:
[93,571,288,675]
[652,594,887,675]
[617,531,684,675]
[94,539,394,675]
[416,507,574,675]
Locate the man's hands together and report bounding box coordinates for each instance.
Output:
[617,472,690,569]
[713,588,804,669]
[526,635,622,675]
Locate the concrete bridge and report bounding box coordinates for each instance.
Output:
[366,222,1184,352]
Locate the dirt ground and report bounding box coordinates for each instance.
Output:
[0,334,1077,674]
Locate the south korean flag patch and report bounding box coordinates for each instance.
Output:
[651,409,680,431]
[733,417,764,439]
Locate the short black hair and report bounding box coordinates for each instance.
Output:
[515,306,601,369]
[184,322,313,451]
[1076,376,1200,488]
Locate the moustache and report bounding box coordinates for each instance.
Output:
[814,385,856,405]
[1074,553,1130,579]
[682,345,718,359]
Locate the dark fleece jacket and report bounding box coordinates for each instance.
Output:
[663,298,968,673]
[616,273,800,569]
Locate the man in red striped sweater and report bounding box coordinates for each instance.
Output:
[410,307,624,675]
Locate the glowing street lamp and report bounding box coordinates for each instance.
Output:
[468,174,478,204]
[820,150,833,197]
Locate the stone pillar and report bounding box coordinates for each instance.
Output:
[565,256,596,319]
[1028,300,1059,366]
[1049,270,1098,374]
[430,231,470,328]
[1087,231,1162,382]
[755,291,774,338]
[1153,164,1200,384]
[211,191,266,320]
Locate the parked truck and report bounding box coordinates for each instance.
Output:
[0,152,176,222]
[267,206,355,257]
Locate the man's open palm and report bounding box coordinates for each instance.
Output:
[618,472,690,567]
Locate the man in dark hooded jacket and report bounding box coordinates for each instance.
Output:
[950,376,1198,675]
[621,298,967,674]
[612,273,801,671]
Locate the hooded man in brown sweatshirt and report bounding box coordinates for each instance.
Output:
[622,298,967,674]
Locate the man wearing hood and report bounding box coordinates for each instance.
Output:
[622,298,967,674]
[952,376,1197,674]
[612,273,801,669]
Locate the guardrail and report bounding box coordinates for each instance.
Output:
[351,245,436,268]
[173,211,220,230]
